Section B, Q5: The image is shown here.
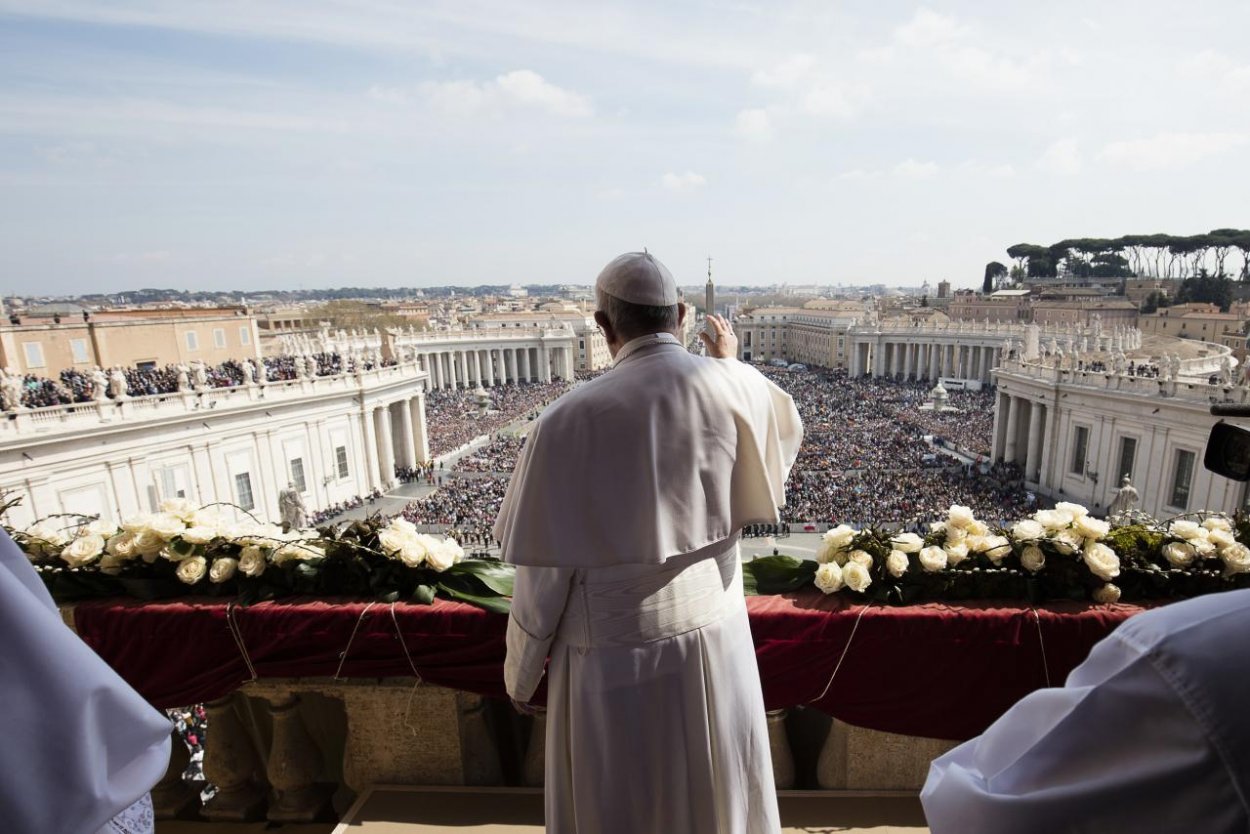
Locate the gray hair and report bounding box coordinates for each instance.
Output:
[596,289,680,342]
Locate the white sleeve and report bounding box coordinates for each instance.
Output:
[504,564,576,703]
[921,630,1242,834]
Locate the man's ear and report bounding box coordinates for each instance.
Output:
[594,310,615,344]
[676,304,687,327]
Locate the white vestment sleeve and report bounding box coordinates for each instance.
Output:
[921,627,1246,834]
[505,565,576,703]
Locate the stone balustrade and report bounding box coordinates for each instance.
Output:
[143,676,956,823]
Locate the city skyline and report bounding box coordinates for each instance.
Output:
[2,1,1249,295]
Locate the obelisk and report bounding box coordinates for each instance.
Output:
[703,256,716,337]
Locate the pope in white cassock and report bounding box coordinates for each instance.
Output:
[494,252,803,834]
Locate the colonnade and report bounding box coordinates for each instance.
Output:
[360,393,430,490]
[991,391,1049,484]
[849,339,1002,385]
[415,344,575,391]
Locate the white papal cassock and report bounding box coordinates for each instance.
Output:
[495,332,802,834]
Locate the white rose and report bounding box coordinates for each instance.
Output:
[26,522,69,550]
[1168,520,1204,541]
[983,535,1012,565]
[98,552,127,575]
[132,529,166,559]
[813,561,844,594]
[945,525,968,544]
[1082,542,1120,582]
[1093,583,1122,604]
[159,497,197,521]
[965,535,988,553]
[847,549,874,568]
[238,546,267,577]
[886,549,910,578]
[1191,537,1217,557]
[1220,542,1250,574]
[397,534,433,568]
[1034,508,1074,531]
[919,545,948,572]
[148,512,187,540]
[176,555,208,585]
[190,508,226,529]
[273,540,323,564]
[1054,501,1089,519]
[424,539,459,572]
[842,561,872,593]
[890,532,924,554]
[238,524,284,547]
[1207,528,1236,551]
[1020,545,1046,572]
[106,532,137,559]
[377,526,409,557]
[120,513,154,534]
[61,533,106,568]
[944,541,969,566]
[389,517,418,535]
[85,519,119,539]
[1202,516,1233,533]
[928,521,947,534]
[967,519,990,538]
[180,525,219,545]
[1162,541,1196,567]
[209,557,238,583]
[947,505,975,529]
[1011,519,1046,541]
[1073,516,1110,541]
[823,524,857,551]
[1050,530,1084,556]
[815,538,846,565]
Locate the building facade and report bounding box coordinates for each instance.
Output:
[0,360,431,529]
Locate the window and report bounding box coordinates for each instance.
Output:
[1117,437,1137,483]
[234,472,255,510]
[136,360,157,372]
[1170,450,1196,510]
[289,458,306,492]
[186,331,199,351]
[335,446,350,479]
[70,338,89,364]
[1070,426,1090,475]
[239,326,251,345]
[213,328,226,348]
[22,341,45,368]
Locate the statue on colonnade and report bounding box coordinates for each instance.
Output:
[90,367,109,401]
[175,364,190,392]
[0,368,24,411]
[1108,475,1140,522]
[191,361,208,390]
[108,367,127,400]
[278,482,308,530]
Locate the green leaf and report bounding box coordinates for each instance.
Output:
[411,584,436,605]
[445,560,515,596]
[439,584,512,614]
[742,555,816,594]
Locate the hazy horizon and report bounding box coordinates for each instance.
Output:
[3,1,1248,296]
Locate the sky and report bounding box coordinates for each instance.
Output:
[1,1,1248,296]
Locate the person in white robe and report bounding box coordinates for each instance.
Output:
[921,587,1250,833]
[0,529,172,834]
[495,252,803,834]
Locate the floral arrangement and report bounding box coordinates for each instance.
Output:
[742,502,1250,605]
[10,499,513,612]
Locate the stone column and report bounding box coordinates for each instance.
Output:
[991,391,1006,462]
[399,400,417,469]
[1004,396,1021,464]
[362,406,381,492]
[151,728,196,819]
[539,345,551,383]
[507,349,517,384]
[265,694,331,822]
[447,351,458,389]
[201,694,266,821]
[903,343,913,379]
[375,405,395,488]
[520,348,530,382]
[1025,402,1045,483]
[472,351,482,386]
[485,350,495,387]
[411,395,430,463]
[930,343,940,381]
[850,343,861,376]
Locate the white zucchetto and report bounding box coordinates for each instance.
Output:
[595,252,680,307]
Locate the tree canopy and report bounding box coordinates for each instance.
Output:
[1004,229,1250,282]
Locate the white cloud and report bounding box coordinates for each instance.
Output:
[892,158,939,179]
[751,54,817,89]
[1099,132,1247,171]
[661,171,707,192]
[1177,50,1250,90]
[1037,138,1082,174]
[894,9,968,48]
[419,70,591,119]
[799,82,861,118]
[734,108,774,142]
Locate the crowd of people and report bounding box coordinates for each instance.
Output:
[397,474,510,545]
[453,435,528,473]
[12,352,391,409]
[308,490,381,525]
[425,381,568,457]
